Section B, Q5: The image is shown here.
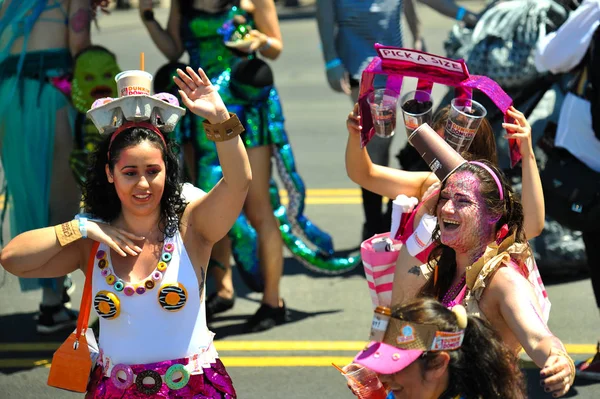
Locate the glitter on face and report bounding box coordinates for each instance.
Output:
[437,171,496,256]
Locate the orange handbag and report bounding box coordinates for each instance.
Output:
[47,241,100,393]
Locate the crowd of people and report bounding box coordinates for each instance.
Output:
[0,0,599,398]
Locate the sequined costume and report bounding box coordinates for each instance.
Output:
[175,2,359,290]
[0,0,76,292]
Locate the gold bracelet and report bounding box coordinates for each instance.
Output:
[202,113,245,142]
[54,220,82,247]
[550,348,576,383]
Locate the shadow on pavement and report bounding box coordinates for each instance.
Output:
[209,299,342,340]
[0,311,73,375]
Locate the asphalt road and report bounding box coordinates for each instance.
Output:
[0,2,599,398]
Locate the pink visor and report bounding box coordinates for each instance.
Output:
[354,341,423,375]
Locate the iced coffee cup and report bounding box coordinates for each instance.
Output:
[400,90,433,139]
[342,363,388,399]
[444,98,487,153]
[408,123,466,182]
[367,89,399,138]
[115,70,153,97]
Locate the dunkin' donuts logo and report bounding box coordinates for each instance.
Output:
[378,49,463,73]
[121,86,150,96]
[445,120,476,140]
[431,331,464,351]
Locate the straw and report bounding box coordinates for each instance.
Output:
[331,363,365,389]
[140,52,145,71]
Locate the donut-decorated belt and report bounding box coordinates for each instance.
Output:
[97,343,219,394]
[358,44,521,167]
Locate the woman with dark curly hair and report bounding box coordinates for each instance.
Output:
[0,66,250,398]
[353,298,526,398]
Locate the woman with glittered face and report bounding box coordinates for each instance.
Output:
[346,105,546,313]
[418,161,574,398]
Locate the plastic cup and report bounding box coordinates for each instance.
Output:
[444,98,487,153]
[400,90,433,139]
[408,123,466,182]
[342,363,389,399]
[367,89,399,138]
[115,70,153,97]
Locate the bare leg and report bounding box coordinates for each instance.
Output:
[210,236,235,300]
[183,141,197,184]
[243,146,283,308]
[46,106,80,304]
[37,106,79,333]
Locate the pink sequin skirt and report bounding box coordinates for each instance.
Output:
[85,357,236,399]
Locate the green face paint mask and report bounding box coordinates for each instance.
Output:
[72,48,121,113]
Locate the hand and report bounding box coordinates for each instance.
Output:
[502,106,533,158]
[540,351,574,397]
[326,64,351,94]
[347,103,361,135]
[174,66,229,124]
[413,37,426,52]
[463,11,479,29]
[86,222,145,257]
[237,29,269,53]
[138,0,154,12]
[421,181,442,204]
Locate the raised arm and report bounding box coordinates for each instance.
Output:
[490,267,574,397]
[345,104,431,199]
[502,106,544,239]
[68,0,92,57]
[175,67,252,244]
[139,0,184,62]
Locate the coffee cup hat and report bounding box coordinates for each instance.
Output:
[408,123,466,182]
[86,70,185,135]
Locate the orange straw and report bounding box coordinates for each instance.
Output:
[140,52,145,71]
[331,363,365,389]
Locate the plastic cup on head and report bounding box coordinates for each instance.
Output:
[366,89,399,139]
[408,123,466,182]
[400,90,433,139]
[443,98,487,153]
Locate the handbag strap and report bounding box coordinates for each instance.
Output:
[76,241,100,340]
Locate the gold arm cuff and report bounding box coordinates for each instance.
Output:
[54,220,82,247]
[202,113,245,142]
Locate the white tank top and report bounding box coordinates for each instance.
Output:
[91,231,211,365]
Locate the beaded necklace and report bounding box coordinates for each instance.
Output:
[96,238,175,296]
[441,274,467,308]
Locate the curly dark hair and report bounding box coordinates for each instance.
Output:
[82,126,186,238]
[420,160,526,300]
[391,298,526,399]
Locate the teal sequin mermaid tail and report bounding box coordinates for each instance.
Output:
[173,5,360,291]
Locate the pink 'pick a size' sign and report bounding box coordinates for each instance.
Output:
[358,44,521,168]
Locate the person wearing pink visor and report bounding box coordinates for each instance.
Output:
[354,298,526,399]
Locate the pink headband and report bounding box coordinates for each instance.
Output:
[107,121,167,161]
[469,161,504,201]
